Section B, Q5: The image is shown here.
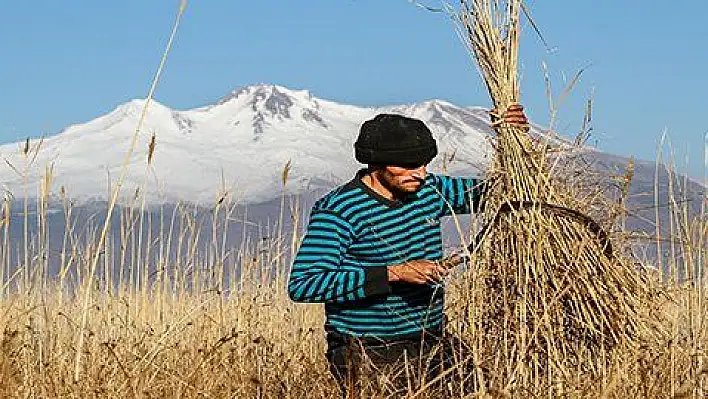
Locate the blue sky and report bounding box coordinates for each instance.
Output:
[1,0,706,179]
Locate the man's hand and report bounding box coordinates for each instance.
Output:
[489,103,530,132]
[388,259,455,284]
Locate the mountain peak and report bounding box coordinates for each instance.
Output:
[215,84,312,107]
[208,84,328,138]
[251,85,293,117]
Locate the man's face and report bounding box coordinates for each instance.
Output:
[378,164,427,194]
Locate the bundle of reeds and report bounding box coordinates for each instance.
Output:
[452,0,653,391]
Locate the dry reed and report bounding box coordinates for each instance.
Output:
[450,0,656,393]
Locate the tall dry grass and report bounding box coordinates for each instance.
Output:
[0,172,337,397]
[0,138,705,398]
[0,1,706,398]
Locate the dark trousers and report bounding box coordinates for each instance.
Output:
[326,329,475,398]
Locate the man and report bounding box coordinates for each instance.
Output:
[288,105,528,396]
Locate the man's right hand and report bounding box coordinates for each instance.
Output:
[387,259,452,284]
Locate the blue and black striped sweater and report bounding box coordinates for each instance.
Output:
[288,170,483,338]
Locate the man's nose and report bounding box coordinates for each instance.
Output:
[411,166,426,179]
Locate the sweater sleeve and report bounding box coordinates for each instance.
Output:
[288,208,391,304]
[431,174,486,216]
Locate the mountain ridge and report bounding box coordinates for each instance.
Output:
[0,84,498,204]
[0,84,699,208]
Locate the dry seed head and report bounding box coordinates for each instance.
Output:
[281,159,292,187]
[147,132,156,165]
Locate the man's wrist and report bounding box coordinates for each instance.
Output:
[363,266,391,297]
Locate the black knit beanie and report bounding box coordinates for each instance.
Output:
[354,114,437,166]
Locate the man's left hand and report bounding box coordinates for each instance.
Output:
[490,103,530,132]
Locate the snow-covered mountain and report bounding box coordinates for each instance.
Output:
[3,82,703,212]
[0,84,508,204]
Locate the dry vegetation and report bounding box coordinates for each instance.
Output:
[453,0,653,393]
[0,146,705,398]
[1,1,707,398]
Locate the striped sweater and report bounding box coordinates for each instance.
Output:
[288,170,483,338]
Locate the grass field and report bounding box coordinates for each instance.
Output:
[0,167,705,398]
[1,2,706,396]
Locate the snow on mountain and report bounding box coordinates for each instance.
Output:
[0,84,505,205]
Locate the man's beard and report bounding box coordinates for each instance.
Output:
[380,173,422,198]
